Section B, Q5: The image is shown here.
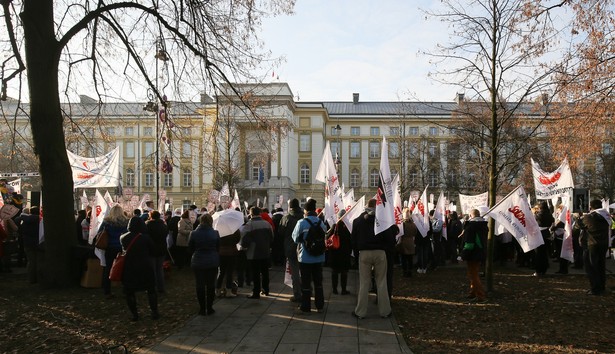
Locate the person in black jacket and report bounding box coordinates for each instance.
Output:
[533,201,555,276]
[278,198,303,303]
[18,207,42,284]
[121,217,159,321]
[146,211,169,293]
[580,199,610,295]
[460,209,488,303]
[327,209,352,295]
[351,198,392,319]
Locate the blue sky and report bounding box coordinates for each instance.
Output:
[259,0,453,102]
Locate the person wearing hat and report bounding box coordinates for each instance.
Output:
[327,209,352,295]
[292,198,327,313]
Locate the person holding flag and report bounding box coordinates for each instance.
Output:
[533,201,554,277]
[579,199,611,295]
[460,209,488,303]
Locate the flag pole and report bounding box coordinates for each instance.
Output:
[480,184,522,218]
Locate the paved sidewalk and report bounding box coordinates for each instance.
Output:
[141,266,412,353]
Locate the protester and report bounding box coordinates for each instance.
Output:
[1,215,18,273]
[460,208,488,303]
[97,204,129,299]
[167,208,181,268]
[551,204,569,274]
[414,221,431,274]
[216,229,240,298]
[75,210,87,246]
[140,200,154,221]
[270,207,285,266]
[189,213,220,315]
[146,210,169,293]
[292,198,327,313]
[240,206,274,299]
[446,211,463,263]
[579,199,610,295]
[533,201,554,276]
[398,208,417,278]
[120,217,159,321]
[175,210,193,269]
[327,209,352,295]
[351,198,391,319]
[278,198,303,303]
[429,209,444,268]
[18,207,42,283]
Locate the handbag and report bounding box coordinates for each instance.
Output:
[94,228,109,250]
[326,225,341,250]
[109,233,141,281]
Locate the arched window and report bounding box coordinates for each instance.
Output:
[300,163,310,184]
[370,169,379,187]
[125,168,135,187]
[350,168,360,188]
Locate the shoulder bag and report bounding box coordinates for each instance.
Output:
[94,227,109,250]
[109,233,141,281]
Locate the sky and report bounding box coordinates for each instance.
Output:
[258,0,453,103]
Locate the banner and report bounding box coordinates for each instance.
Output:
[67,147,121,189]
[559,193,574,262]
[485,185,543,253]
[8,179,21,194]
[315,141,344,226]
[459,192,488,216]
[231,190,241,210]
[531,157,574,200]
[392,175,404,237]
[375,136,395,235]
[412,186,430,237]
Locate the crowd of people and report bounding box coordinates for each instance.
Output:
[1,188,613,321]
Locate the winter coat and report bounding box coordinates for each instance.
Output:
[168,215,181,243]
[398,219,417,255]
[326,221,352,271]
[279,207,303,257]
[146,218,168,257]
[351,210,393,253]
[292,212,327,264]
[189,224,220,269]
[218,229,240,257]
[120,231,156,291]
[177,217,193,247]
[98,220,128,251]
[580,210,610,248]
[18,213,40,250]
[239,216,273,260]
[461,217,488,262]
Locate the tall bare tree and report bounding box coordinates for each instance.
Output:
[423,0,560,291]
[0,0,294,287]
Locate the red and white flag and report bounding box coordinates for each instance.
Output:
[90,189,109,244]
[531,157,574,200]
[392,174,404,237]
[375,136,396,235]
[103,191,114,208]
[434,191,448,240]
[231,190,241,210]
[412,185,430,237]
[485,185,543,253]
[341,195,365,233]
[80,190,89,210]
[315,141,344,225]
[343,188,355,211]
[559,193,574,262]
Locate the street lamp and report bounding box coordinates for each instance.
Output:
[333,124,341,171]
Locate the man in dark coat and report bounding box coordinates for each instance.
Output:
[580,199,610,295]
[278,199,303,302]
[146,211,169,293]
[240,206,274,299]
[461,209,488,302]
[271,207,285,266]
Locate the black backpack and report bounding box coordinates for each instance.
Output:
[303,218,326,256]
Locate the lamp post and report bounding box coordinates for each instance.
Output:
[333,124,341,172]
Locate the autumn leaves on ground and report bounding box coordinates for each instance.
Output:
[1,263,614,353]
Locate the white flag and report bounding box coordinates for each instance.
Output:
[531,157,574,200]
[560,193,574,262]
[485,185,543,253]
[375,136,395,235]
[80,190,89,210]
[434,191,448,240]
[89,189,109,245]
[343,188,355,211]
[412,185,430,237]
[391,175,403,237]
[103,191,114,208]
[341,195,365,233]
[220,183,230,198]
[231,190,241,210]
[315,141,344,225]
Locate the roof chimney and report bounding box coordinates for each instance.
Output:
[353,93,359,104]
[455,93,465,104]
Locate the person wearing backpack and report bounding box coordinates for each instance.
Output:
[291,198,327,314]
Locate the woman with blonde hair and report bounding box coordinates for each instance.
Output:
[97,204,129,299]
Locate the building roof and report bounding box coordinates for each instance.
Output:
[320,101,459,116]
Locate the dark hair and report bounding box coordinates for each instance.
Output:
[150,210,161,220]
[133,209,142,216]
[367,198,377,208]
[250,206,262,215]
[590,199,602,210]
[200,213,213,227]
[304,198,317,212]
[289,198,300,208]
[181,210,190,218]
[128,217,146,233]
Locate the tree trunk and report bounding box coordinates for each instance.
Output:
[22,2,77,288]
